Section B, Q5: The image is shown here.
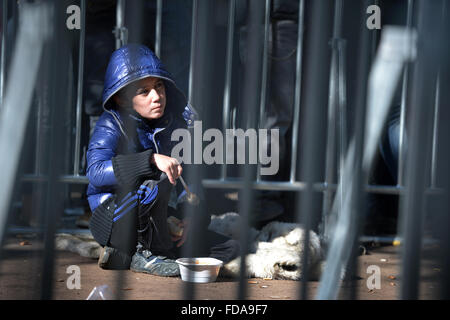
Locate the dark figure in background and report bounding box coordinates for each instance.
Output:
[236,0,300,225]
[83,0,116,123]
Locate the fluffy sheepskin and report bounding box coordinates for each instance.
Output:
[208,212,323,280]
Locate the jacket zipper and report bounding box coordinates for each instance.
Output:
[152,127,166,154]
[151,115,172,154]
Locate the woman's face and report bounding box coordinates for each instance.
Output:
[116,77,167,120]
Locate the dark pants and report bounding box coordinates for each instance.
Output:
[91,174,240,266]
[238,20,299,222]
[239,20,298,182]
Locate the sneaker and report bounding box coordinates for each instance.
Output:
[98,246,131,270]
[130,248,180,277]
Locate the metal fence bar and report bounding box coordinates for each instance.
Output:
[20,173,446,199]
[0,0,7,109]
[221,0,235,180]
[236,0,265,300]
[430,72,440,188]
[336,1,348,245]
[114,0,127,49]
[321,0,344,239]
[72,0,85,176]
[155,0,162,58]
[39,1,71,299]
[34,78,44,175]
[289,0,305,183]
[257,0,271,130]
[296,0,333,300]
[370,0,380,60]
[182,0,215,300]
[256,0,271,182]
[184,0,199,299]
[202,178,445,195]
[111,0,145,300]
[399,0,441,300]
[437,0,450,298]
[188,0,198,104]
[398,0,414,187]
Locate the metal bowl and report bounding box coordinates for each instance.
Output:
[175,257,223,283]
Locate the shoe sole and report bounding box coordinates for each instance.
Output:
[130,266,180,277]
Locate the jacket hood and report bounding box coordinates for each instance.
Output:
[102,44,190,121]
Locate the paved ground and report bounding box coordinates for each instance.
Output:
[0,234,443,300]
[2,189,445,300]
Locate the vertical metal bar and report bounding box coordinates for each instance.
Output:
[321,0,343,239]
[73,0,85,176]
[336,0,348,230]
[183,0,200,300]
[155,0,162,58]
[436,1,450,298]
[115,0,127,49]
[183,0,215,300]
[257,0,271,128]
[297,0,333,300]
[40,0,70,299]
[399,0,439,300]
[184,0,199,299]
[337,39,348,229]
[188,0,198,104]
[221,0,235,180]
[256,0,271,182]
[0,0,7,109]
[371,0,380,59]
[112,0,130,300]
[289,0,305,183]
[398,0,414,186]
[237,0,265,300]
[34,89,43,175]
[430,73,440,188]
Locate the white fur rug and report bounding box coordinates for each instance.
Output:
[208,212,323,280]
[55,233,101,259]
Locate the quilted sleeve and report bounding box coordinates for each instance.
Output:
[86,113,161,189]
[86,114,121,188]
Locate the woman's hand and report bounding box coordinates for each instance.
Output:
[170,218,190,247]
[151,153,182,185]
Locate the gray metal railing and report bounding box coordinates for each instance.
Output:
[0,0,7,109]
[73,0,86,177]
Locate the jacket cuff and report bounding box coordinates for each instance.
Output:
[112,149,160,188]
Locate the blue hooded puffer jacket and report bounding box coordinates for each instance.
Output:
[86,44,198,212]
